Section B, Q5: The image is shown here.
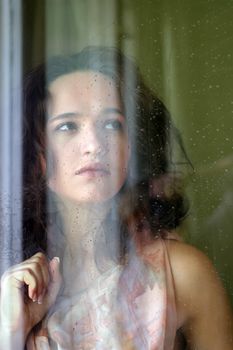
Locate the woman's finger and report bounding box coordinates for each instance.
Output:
[43,257,62,307]
[1,252,51,302]
[26,257,62,328]
[28,253,50,301]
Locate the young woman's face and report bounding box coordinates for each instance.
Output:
[47,71,130,203]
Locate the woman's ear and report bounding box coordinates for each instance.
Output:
[125,142,133,185]
[39,154,46,176]
[127,142,131,162]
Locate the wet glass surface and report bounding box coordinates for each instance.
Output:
[1,0,233,348]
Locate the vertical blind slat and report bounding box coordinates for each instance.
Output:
[0,0,22,274]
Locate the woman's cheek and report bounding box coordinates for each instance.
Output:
[46,147,68,188]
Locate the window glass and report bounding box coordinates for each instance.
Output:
[1,0,233,348]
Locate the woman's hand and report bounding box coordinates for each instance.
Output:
[0,253,61,347]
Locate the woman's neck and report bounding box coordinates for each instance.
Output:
[56,198,114,293]
[61,200,110,249]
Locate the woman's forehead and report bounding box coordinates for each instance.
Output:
[47,70,122,117]
[49,70,116,93]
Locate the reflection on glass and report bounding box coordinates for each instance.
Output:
[0,1,233,349]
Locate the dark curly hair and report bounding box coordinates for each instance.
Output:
[22,46,190,263]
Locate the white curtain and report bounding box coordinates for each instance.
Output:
[0,0,22,274]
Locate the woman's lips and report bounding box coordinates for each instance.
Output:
[75,164,110,177]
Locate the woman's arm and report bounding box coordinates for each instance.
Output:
[168,240,233,350]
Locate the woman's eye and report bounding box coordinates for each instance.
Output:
[55,122,78,132]
[104,120,123,131]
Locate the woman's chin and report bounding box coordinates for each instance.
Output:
[48,180,125,206]
[57,191,116,206]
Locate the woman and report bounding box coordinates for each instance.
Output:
[0,47,232,349]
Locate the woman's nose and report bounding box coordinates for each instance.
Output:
[79,126,106,157]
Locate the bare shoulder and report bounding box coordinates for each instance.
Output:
[165,239,233,349]
[165,239,220,299]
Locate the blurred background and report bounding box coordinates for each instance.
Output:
[1,0,233,303]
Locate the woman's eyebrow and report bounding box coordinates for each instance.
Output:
[48,108,124,122]
[48,112,82,122]
[102,108,124,116]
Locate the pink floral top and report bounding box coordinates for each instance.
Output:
[27,238,178,350]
